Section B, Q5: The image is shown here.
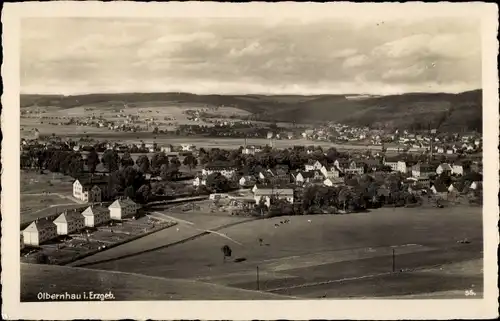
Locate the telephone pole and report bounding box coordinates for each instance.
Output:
[256,266,260,290]
[392,248,396,272]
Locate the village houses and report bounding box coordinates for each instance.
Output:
[22,218,58,246]
[304,160,323,172]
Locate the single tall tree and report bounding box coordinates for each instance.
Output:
[86,148,100,175]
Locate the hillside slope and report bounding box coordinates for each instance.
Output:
[21,89,482,132]
[21,263,293,301]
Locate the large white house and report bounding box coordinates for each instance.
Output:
[73,178,108,203]
[53,210,86,235]
[22,218,58,246]
[254,188,294,208]
[108,198,140,220]
[81,205,111,227]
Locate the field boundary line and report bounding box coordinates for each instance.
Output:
[71,217,257,267]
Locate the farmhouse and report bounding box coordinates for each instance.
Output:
[108,198,140,220]
[22,218,58,246]
[254,188,294,208]
[202,163,237,179]
[53,210,86,235]
[73,178,108,203]
[81,205,111,227]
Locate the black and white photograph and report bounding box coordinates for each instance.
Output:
[2,2,498,320]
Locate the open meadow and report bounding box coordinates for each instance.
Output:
[64,206,482,299]
[21,263,292,301]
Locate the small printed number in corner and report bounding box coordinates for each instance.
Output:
[465,289,476,296]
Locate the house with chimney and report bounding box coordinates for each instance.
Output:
[81,205,111,227]
[22,218,58,246]
[53,210,86,235]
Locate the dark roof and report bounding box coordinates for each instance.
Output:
[76,177,108,188]
[432,182,448,193]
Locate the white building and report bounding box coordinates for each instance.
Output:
[452,163,464,176]
[241,146,262,155]
[73,178,107,203]
[202,164,237,179]
[254,188,294,208]
[305,160,323,172]
[22,218,58,246]
[181,143,195,151]
[160,145,173,153]
[192,176,207,187]
[323,177,343,187]
[81,206,110,227]
[53,210,86,235]
[108,198,140,220]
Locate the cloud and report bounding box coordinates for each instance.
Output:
[20,17,482,95]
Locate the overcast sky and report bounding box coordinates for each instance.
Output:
[21,17,482,95]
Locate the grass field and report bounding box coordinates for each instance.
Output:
[21,263,292,301]
[66,206,482,299]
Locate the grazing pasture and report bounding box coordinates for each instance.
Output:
[74,206,482,299]
[21,263,292,301]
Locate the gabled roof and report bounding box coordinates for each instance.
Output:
[54,211,84,224]
[438,163,453,171]
[109,198,137,209]
[75,177,108,188]
[432,182,448,193]
[81,206,108,217]
[24,218,56,232]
